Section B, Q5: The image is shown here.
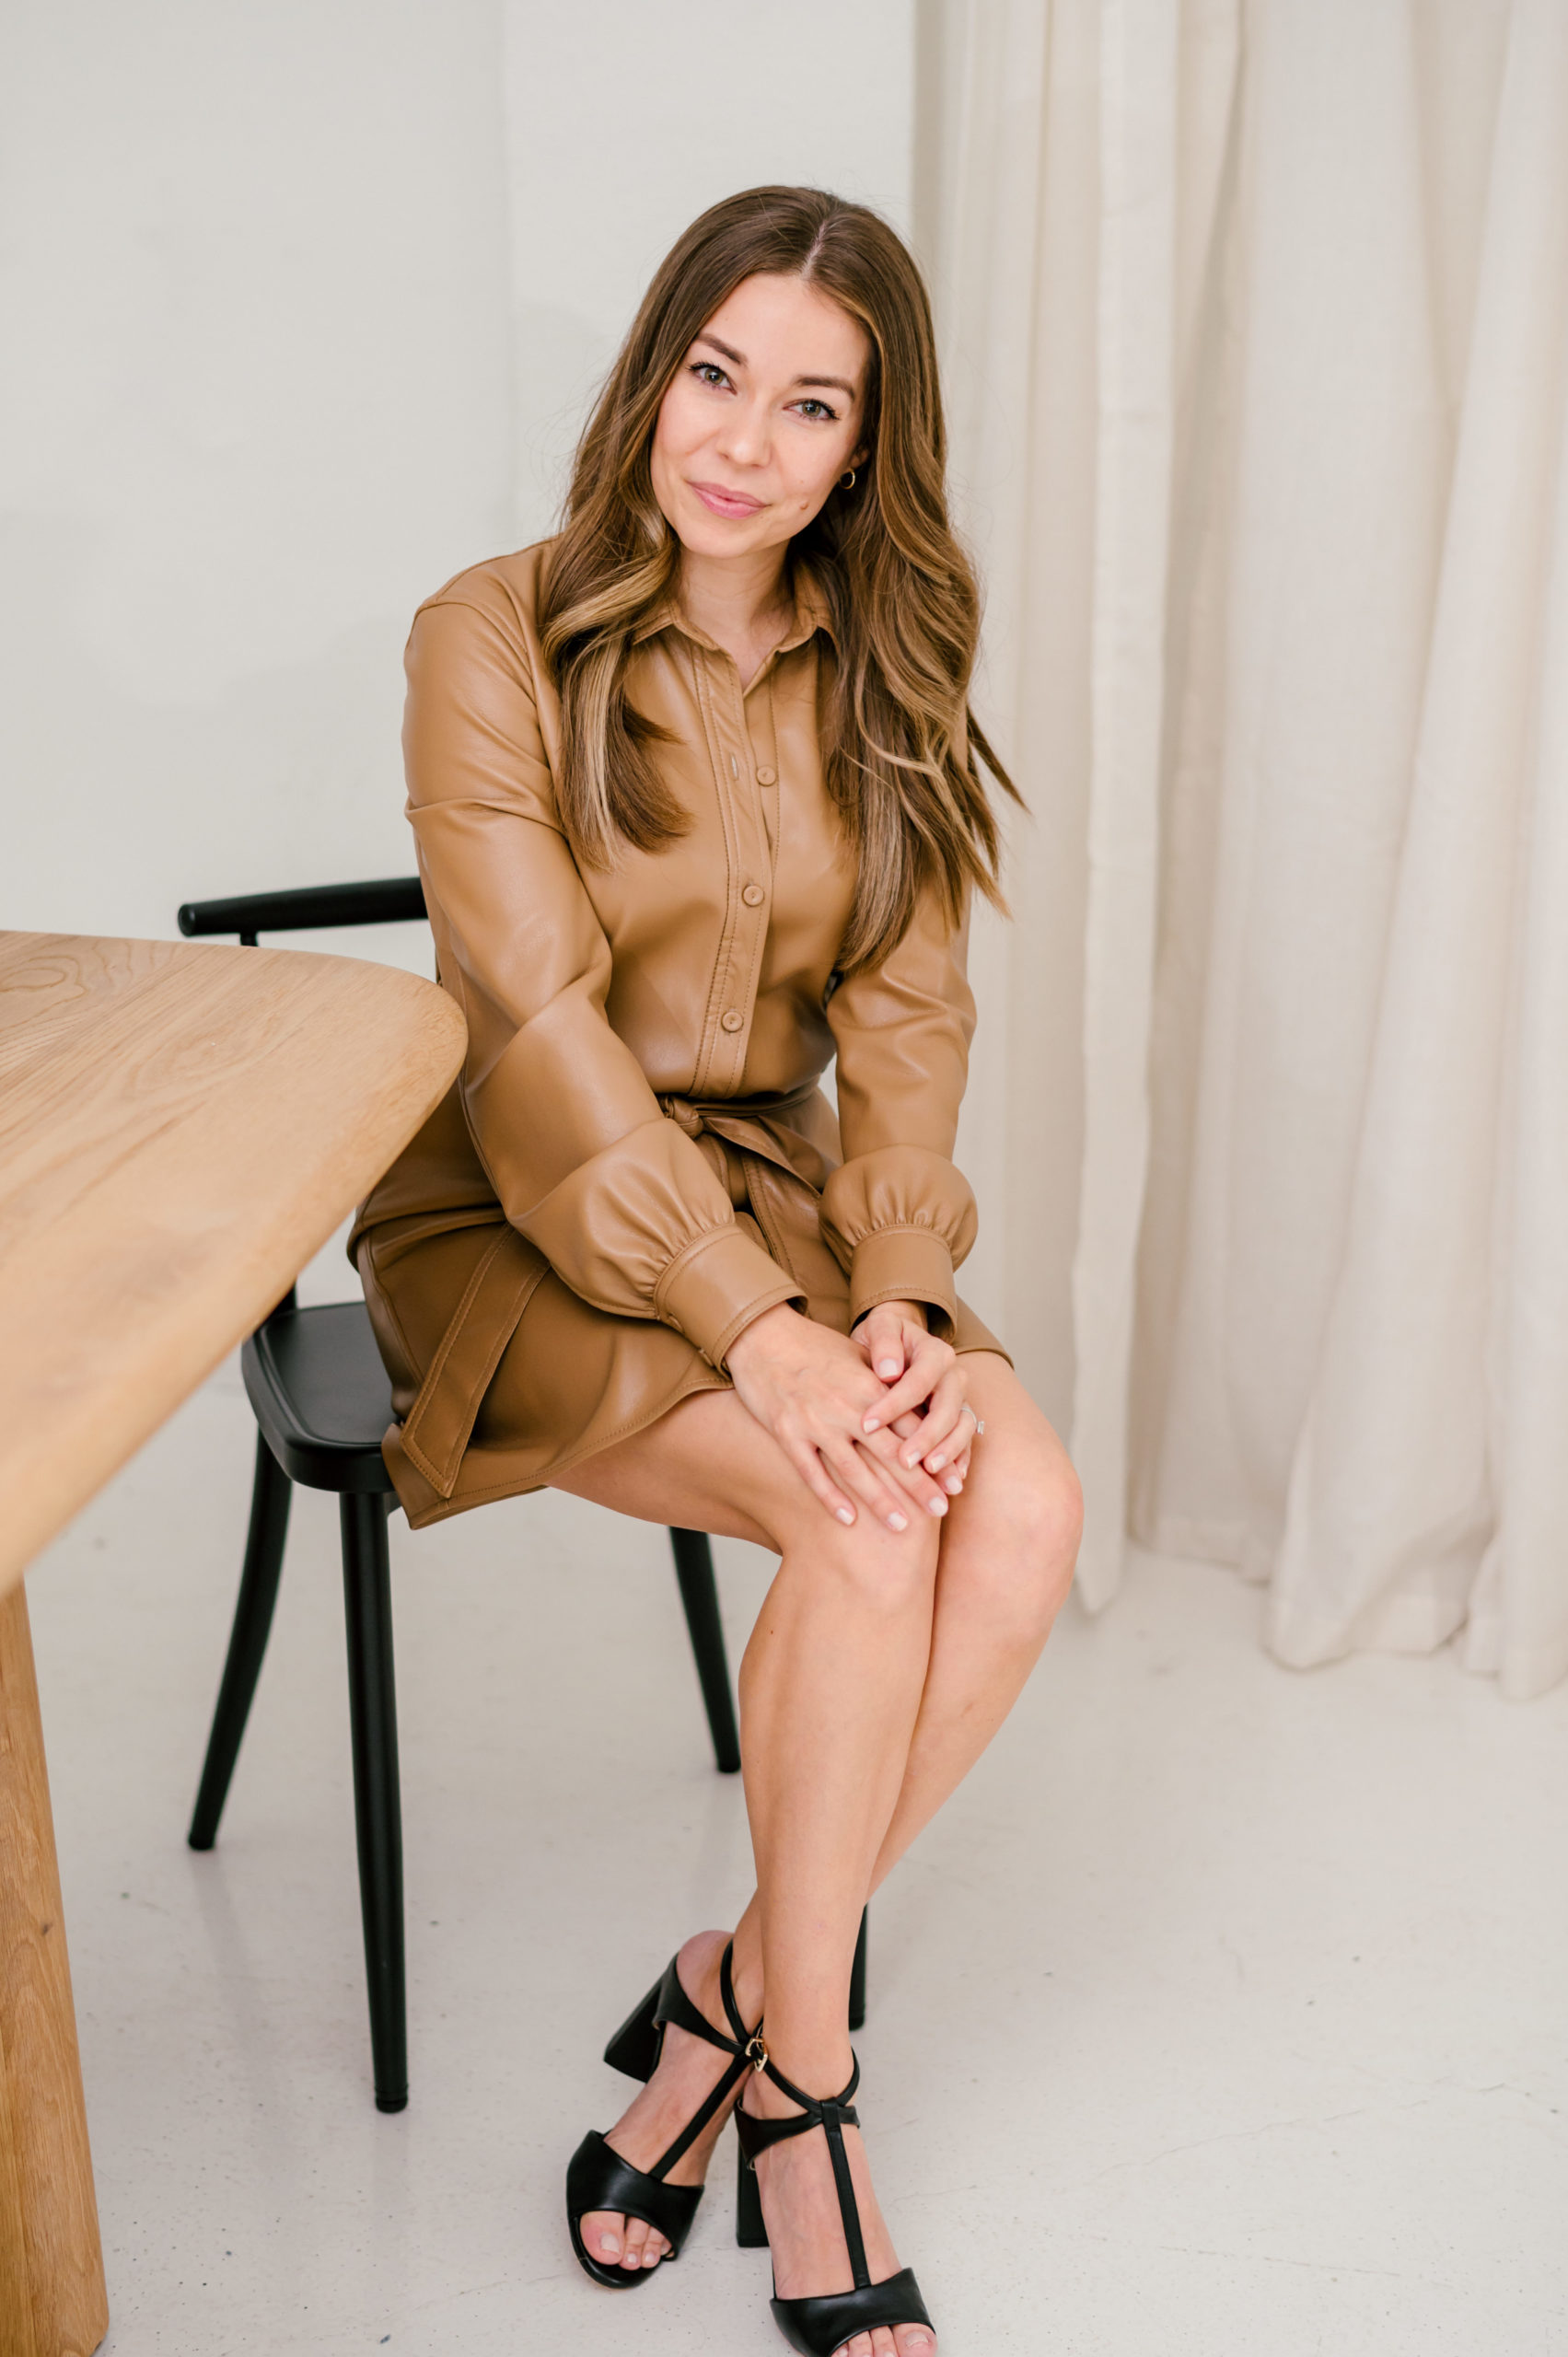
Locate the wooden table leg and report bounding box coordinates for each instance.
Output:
[0,1582,107,2357]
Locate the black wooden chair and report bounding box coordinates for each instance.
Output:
[179,877,866,2114]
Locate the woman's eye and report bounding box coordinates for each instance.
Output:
[691,362,729,388]
[794,398,838,422]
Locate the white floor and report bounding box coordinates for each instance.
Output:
[26,1299,1568,2355]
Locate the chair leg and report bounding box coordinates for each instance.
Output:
[849,1905,868,2032]
[188,1431,292,1851]
[340,1492,407,2114]
[668,1528,741,1773]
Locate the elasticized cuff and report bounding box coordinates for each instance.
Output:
[656,1223,806,1369]
[848,1225,958,1342]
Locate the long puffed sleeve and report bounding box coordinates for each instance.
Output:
[404,592,803,1366]
[819,887,980,1341]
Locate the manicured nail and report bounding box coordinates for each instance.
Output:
[925,1453,945,1471]
[926,1495,947,1515]
[946,1475,962,1494]
[863,1414,881,1433]
[837,1507,855,1525]
[598,2234,620,2254]
[877,1357,900,1376]
[889,1511,908,1531]
[642,2248,659,2266]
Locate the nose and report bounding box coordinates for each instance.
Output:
[715,393,771,470]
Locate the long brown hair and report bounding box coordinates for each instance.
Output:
[537,184,1019,972]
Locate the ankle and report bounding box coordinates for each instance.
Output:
[680,1927,762,2037]
[748,2035,854,2112]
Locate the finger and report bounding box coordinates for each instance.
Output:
[861,1340,952,1432]
[860,1427,949,1519]
[906,1373,970,1471]
[785,1437,862,1527]
[822,1437,918,1532]
[940,1441,971,1494]
[857,1307,911,1383]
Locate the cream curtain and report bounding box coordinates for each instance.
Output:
[923,0,1568,1698]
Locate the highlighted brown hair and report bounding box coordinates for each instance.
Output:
[538,184,1019,972]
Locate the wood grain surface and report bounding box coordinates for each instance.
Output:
[0,1584,106,2357]
[0,930,464,2353]
[0,930,466,1594]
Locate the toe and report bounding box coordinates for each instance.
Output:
[896,2328,935,2357]
[871,2332,899,2357]
[583,2210,623,2266]
[642,2228,669,2268]
[838,2338,875,2357]
[620,2217,650,2270]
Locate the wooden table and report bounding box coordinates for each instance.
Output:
[0,932,465,2356]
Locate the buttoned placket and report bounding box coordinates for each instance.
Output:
[685,632,797,1098]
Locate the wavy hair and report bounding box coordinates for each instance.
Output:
[537,184,1019,972]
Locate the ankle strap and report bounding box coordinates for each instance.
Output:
[654,1940,756,2061]
[645,1942,761,2184]
[734,2052,870,2291]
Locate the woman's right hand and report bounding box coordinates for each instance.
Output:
[724,1304,953,1533]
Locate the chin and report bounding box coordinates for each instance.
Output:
[676,504,772,558]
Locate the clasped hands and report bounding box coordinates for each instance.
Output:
[725,1295,973,1533]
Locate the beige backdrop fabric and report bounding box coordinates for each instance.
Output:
[923,0,1568,1698]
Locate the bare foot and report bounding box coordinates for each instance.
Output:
[578,1927,758,2275]
[742,2060,935,2357]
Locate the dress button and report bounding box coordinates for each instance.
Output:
[755,766,777,785]
[720,1008,745,1033]
[742,883,765,907]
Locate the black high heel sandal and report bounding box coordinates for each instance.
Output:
[565,1941,760,2288]
[735,2042,935,2355]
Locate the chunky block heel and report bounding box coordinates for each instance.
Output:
[567,1942,761,2289]
[602,1976,665,2081]
[736,2044,934,2356]
[736,2137,769,2248]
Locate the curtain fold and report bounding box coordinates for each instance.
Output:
[924,0,1568,1695]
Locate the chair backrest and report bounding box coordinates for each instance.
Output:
[178,877,426,946]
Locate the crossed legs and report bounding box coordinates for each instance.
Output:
[556,1353,1083,2357]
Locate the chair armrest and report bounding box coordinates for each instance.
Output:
[178,877,426,940]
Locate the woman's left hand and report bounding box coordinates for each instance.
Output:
[852,1300,973,1493]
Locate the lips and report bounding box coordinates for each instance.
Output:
[690,481,764,518]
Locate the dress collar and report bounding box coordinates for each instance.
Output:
[632,552,836,656]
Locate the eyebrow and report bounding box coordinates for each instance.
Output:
[694,332,857,400]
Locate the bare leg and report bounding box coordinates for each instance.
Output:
[558,1358,1080,2357]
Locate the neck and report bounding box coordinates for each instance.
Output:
[676,544,793,647]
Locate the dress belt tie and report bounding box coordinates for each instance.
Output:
[397,1083,835,1500]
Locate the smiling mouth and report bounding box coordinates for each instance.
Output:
[689,481,764,518]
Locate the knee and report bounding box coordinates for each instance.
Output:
[819,1510,943,1619]
[964,1451,1083,1639]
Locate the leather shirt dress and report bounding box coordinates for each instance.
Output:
[350,540,1007,1529]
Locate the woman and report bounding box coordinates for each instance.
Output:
[353,186,1083,2357]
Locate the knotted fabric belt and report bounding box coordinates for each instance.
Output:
[398,1082,836,1500]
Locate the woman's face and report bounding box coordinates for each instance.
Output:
[650,272,870,563]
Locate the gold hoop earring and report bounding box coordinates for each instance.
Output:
[840,467,857,491]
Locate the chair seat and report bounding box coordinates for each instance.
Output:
[241,1302,397,1493]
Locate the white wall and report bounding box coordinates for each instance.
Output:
[0,2,514,965]
[1,0,915,972]
[502,0,916,544]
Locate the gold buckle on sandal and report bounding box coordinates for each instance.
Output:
[747,2031,769,2073]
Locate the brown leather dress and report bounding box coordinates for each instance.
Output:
[351,540,1008,1528]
